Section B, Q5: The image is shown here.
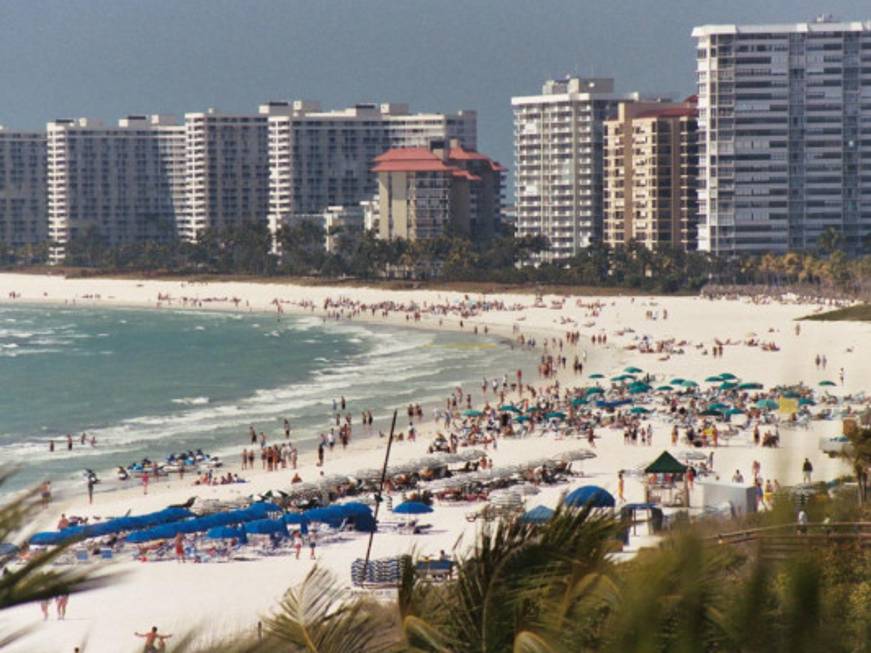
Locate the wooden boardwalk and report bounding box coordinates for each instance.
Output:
[709,522,871,560]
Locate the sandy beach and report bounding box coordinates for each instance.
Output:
[1,272,869,652]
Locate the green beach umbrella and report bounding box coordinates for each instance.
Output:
[656,385,674,391]
[463,409,483,417]
[628,383,651,394]
[499,405,521,413]
[545,411,566,420]
[798,397,816,406]
[611,374,636,382]
[670,378,685,385]
[625,366,643,374]
[708,402,729,411]
[589,373,604,379]
[700,408,723,416]
[680,380,699,388]
[719,373,738,380]
[755,399,779,410]
[781,390,801,399]
[630,406,651,415]
[705,375,724,383]
[516,415,530,422]
[738,382,763,390]
[571,397,587,406]
[719,381,739,390]
[819,380,836,387]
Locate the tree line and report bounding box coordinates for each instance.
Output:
[1,222,870,296]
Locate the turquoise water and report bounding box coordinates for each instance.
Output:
[0,305,531,492]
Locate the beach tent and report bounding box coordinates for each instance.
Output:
[564,486,615,509]
[393,501,433,515]
[250,501,282,513]
[644,451,687,475]
[29,507,194,544]
[302,506,347,527]
[521,505,555,524]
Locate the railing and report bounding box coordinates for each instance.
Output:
[709,522,871,557]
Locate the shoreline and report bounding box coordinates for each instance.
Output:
[1,272,868,652]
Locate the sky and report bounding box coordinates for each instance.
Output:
[0,0,867,178]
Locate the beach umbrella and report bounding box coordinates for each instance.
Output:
[521,505,555,524]
[719,373,738,380]
[571,397,588,406]
[799,397,816,406]
[656,385,674,391]
[708,402,729,411]
[819,380,836,387]
[282,513,309,525]
[545,411,566,420]
[781,390,801,399]
[755,399,779,410]
[589,373,604,379]
[355,468,383,481]
[250,501,282,513]
[670,378,685,385]
[680,380,699,388]
[719,381,739,390]
[705,375,724,383]
[738,382,763,390]
[630,406,651,415]
[628,383,651,394]
[515,415,531,423]
[700,409,723,417]
[625,367,643,374]
[681,451,708,462]
[564,486,615,509]
[244,519,287,536]
[611,374,635,382]
[393,501,433,515]
[205,526,246,540]
[499,405,521,413]
[463,409,483,417]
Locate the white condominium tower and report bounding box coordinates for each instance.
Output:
[46,116,185,262]
[181,109,269,241]
[261,101,476,239]
[0,127,46,248]
[512,77,639,261]
[693,18,871,255]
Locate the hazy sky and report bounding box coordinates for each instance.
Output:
[0,0,866,172]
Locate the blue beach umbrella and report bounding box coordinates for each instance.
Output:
[393,501,433,515]
[521,505,555,524]
[564,486,615,509]
[243,519,287,536]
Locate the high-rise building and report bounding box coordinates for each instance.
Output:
[46,116,185,262]
[373,139,504,241]
[0,127,46,248]
[603,100,699,251]
[261,101,476,239]
[693,18,871,255]
[512,77,639,261]
[181,109,269,241]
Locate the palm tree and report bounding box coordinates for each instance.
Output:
[840,425,871,504]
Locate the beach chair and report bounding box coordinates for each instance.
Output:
[74,549,89,564]
[99,548,113,561]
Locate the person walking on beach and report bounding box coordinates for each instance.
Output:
[87,476,95,505]
[617,471,625,503]
[39,599,50,621]
[135,626,172,653]
[802,458,813,484]
[308,532,317,559]
[55,594,68,620]
[40,481,51,508]
[317,442,324,467]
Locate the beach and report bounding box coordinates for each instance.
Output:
[0,272,868,652]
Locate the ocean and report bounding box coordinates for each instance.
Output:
[0,304,533,494]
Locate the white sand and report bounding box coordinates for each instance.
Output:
[0,273,868,652]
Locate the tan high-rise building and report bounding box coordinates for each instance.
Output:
[373,139,504,242]
[603,100,699,251]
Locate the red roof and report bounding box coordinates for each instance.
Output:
[372,145,503,176]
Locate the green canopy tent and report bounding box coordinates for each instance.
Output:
[643,451,688,507]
